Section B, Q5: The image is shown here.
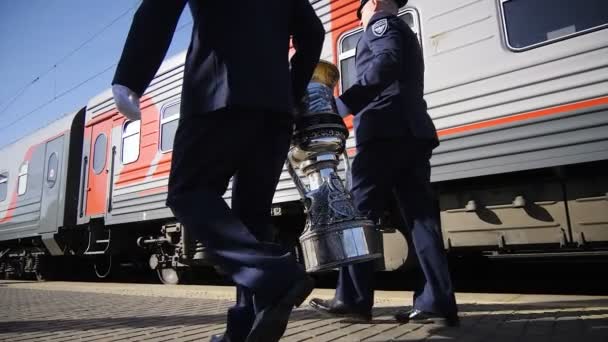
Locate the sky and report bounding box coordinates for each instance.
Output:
[0,0,193,148]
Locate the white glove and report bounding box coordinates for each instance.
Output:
[112,84,141,121]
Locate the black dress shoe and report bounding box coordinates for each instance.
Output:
[309,298,372,322]
[209,334,230,342]
[245,274,315,342]
[394,308,459,327]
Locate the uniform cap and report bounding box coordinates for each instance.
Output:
[357,0,409,19]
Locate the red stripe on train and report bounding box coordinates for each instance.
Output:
[437,96,608,137]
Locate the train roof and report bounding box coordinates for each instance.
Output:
[86,50,188,122]
[0,110,81,156]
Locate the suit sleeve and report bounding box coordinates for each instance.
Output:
[112,0,188,97]
[337,17,402,117]
[289,0,325,104]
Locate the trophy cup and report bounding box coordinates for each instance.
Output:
[288,60,384,273]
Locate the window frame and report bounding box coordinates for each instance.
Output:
[499,0,608,52]
[159,101,181,153]
[121,120,141,165]
[337,8,422,94]
[47,152,58,188]
[92,133,107,175]
[0,171,8,202]
[18,162,28,196]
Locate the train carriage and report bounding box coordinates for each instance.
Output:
[1,0,607,283]
[0,109,85,278]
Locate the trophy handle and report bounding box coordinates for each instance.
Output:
[286,160,309,203]
[342,150,352,191]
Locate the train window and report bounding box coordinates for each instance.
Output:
[18,163,28,196]
[338,9,421,94]
[160,103,180,152]
[93,133,107,174]
[0,172,7,202]
[500,0,608,51]
[122,120,141,164]
[47,153,58,188]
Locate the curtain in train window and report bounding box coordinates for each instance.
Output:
[338,9,422,94]
[122,121,141,164]
[0,172,7,201]
[160,104,180,152]
[18,163,28,196]
[501,0,608,50]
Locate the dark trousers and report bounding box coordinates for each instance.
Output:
[335,139,457,317]
[166,108,301,341]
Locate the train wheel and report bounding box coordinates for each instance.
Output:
[93,255,113,279]
[11,260,25,279]
[35,270,46,281]
[157,267,182,285]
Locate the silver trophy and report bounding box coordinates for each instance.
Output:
[288,61,384,273]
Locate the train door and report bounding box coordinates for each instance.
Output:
[38,136,65,233]
[85,120,112,217]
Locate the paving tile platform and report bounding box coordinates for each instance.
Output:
[1,281,607,341]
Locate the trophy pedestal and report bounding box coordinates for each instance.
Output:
[288,61,384,273]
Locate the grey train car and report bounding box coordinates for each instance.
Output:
[1,0,607,283]
[0,109,85,279]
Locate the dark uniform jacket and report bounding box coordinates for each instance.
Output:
[336,11,438,147]
[112,0,325,117]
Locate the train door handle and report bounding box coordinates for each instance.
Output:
[575,193,608,202]
[446,200,477,213]
[481,196,527,210]
[446,196,527,213]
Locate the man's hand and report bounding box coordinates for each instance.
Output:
[112,84,141,121]
[335,96,351,118]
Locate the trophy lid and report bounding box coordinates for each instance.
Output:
[311,60,340,89]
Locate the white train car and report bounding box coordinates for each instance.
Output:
[2,0,607,283]
[318,0,608,262]
[67,0,608,277]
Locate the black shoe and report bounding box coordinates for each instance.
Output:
[309,298,372,322]
[209,334,230,342]
[245,274,315,342]
[394,309,459,327]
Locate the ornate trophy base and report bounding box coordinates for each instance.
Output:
[300,220,383,273]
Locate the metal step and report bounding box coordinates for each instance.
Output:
[84,227,111,256]
[84,251,107,256]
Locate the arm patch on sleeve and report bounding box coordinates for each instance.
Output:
[371,19,388,37]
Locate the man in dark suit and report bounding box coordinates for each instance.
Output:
[111,1,325,341]
[308,0,459,327]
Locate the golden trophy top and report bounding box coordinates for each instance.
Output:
[311,60,340,89]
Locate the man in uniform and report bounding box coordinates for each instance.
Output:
[111,1,325,341]
[308,0,459,326]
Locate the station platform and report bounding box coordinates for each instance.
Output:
[1,280,607,341]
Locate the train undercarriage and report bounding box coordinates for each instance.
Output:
[2,160,607,284]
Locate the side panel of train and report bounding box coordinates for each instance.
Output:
[321,0,608,255]
[4,0,607,281]
[411,0,608,253]
[0,109,85,277]
[0,111,84,242]
[78,0,608,262]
